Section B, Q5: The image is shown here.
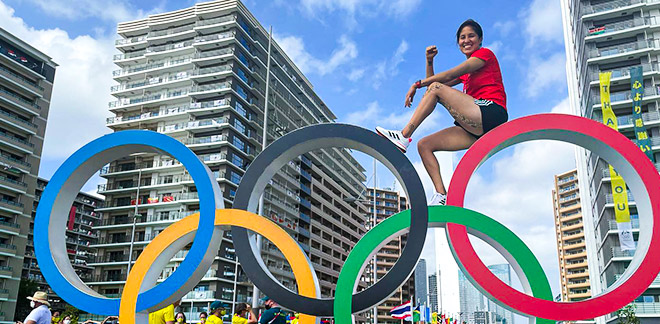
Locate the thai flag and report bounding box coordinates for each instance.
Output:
[390,301,412,320]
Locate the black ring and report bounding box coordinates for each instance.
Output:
[233,124,428,315]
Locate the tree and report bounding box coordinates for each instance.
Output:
[14,279,38,321]
[616,304,640,324]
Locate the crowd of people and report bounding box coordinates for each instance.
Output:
[15,291,311,324]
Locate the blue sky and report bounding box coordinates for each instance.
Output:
[1,0,578,317]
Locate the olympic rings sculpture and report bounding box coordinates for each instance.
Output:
[33,114,660,324]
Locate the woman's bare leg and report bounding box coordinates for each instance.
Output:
[418,126,477,194]
[402,82,484,137]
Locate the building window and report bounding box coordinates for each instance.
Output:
[230,172,242,185]
[237,68,249,84]
[234,118,245,133]
[235,101,247,118]
[231,154,244,169]
[232,136,245,151]
[236,85,248,100]
[238,52,250,67]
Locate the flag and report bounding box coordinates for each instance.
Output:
[426,307,431,323]
[390,301,412,320]
[431,312,438,324]
[413,305,421,322]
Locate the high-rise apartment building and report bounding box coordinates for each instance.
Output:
[560,1,660,322]
[363,187,413,323]
[553,169,591,302]
[0,28,56,323]
[458,265,513,324]
[415,259,428,305]
[87,0,369,322]
[20,178,103,312]
[428,273,439,313]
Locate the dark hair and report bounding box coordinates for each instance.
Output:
[199,312,208,318]
[456,19,483,44]
[235,303,249,315]
[175,312,187,323]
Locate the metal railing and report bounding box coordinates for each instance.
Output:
[115,35,146,45]
[149,25,194,38]
[196,15,234,27]
[113,50,146,61]
[0,65,43,91]
[588,39,660,59]
[0,87,40,110]
[146,41,194,54]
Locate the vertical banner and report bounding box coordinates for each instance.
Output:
[599,72,636,251]
[68,206,76,230]
[630,66,655,162]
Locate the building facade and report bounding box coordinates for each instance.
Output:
[553,169,591,302]
[560,0,660,322]
[458,265,513,324]
[0,28,56,323]
[21,178,103,312]
[87,0,370,322]
[415,259,428,306]
[428,273,439,313]
[363,187,413,323]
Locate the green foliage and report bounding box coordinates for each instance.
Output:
[14,279,38,321]
[62,304,81,324]
[616,304,640,324]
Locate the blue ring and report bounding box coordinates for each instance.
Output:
[34,130,218,314]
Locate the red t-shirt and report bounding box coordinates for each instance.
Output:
[457,47,507,109]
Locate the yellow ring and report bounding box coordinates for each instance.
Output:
[119,209,318,324]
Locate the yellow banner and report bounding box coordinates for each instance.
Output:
[599,72,631,224]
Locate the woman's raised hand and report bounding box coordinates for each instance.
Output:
[405,85,417,107]
[426,45,438,61]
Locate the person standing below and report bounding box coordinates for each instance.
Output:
[149,300,181,324]
[206,301,227,324]
[199,312,208,324]
[258,297,286,324]
[16,291,52,324]
[376,19,508,206]
[232,303,257,324]
[50,311,61,324]
[174,312,187,324]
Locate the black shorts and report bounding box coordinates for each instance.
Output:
[453,99,508,139]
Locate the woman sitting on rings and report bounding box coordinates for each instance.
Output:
[377,19,508,206]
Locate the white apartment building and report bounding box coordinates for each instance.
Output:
[84,1,371,322]
[561,0,660,322]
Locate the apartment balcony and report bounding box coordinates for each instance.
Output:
[194,15,235,33]
[605,192,635,204]
[586,17,660,42]
[112,50,147,66]
[0,266,12,277]
[96,210,195,228]
[581,0,645,20]
[98,175,193,194]
[562,231,584,241]
[0,153,31,173]
[557,176,576,185]
[0,87,40,115]
[601,162,660,179]
[112,57,192,80]
[108,88,190,112]
[0,198,23,213]
[0,131,34,153]
[565,260,588,269]
[88,273,128,283]
[192,31,234,51]
[0,243,17,255]
[587,39,660,64]
[183,290,215,300]
[111,71,192,96]
[591,87,659,110]
[0,174,27,193]
[115,35,147,50]
[564,250,587,260]
[0,65,43,97]
[160,116,230,136]
[192,47,234,65]
[611,246,636,259]
[0,109,38,134]
[145,41,195,60]
[607,219,640,231]
[189,82,231,99]
[95,192,199,211]
[589,63,660,85]
[0,220,20,234]
[190,65,232,83]
[559,194,578,203]
[147,25,196,44]
[595,110,660,131]
[559,185,578,194]
[92,233,158,247]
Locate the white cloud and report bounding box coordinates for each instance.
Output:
[342,100,443,136]
[0,1,115,168]
[486,41,503,54]
[345,101,380,125]
[520,0,563,47]
[274,33,358,76]
[373,40,409,89]
[22,0,164,23]
[493,21,516,37]
[524,52,567,98]
[461,98,573,296]
[348,68,366,81]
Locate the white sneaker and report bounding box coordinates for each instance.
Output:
[375,126,411,153]
[429,192,446,206]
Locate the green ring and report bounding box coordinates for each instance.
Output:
[334,206,553,324]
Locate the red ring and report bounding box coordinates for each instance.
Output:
[446,114,660,320]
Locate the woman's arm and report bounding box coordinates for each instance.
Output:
[420,57,485,87]
[425,46,437,78]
